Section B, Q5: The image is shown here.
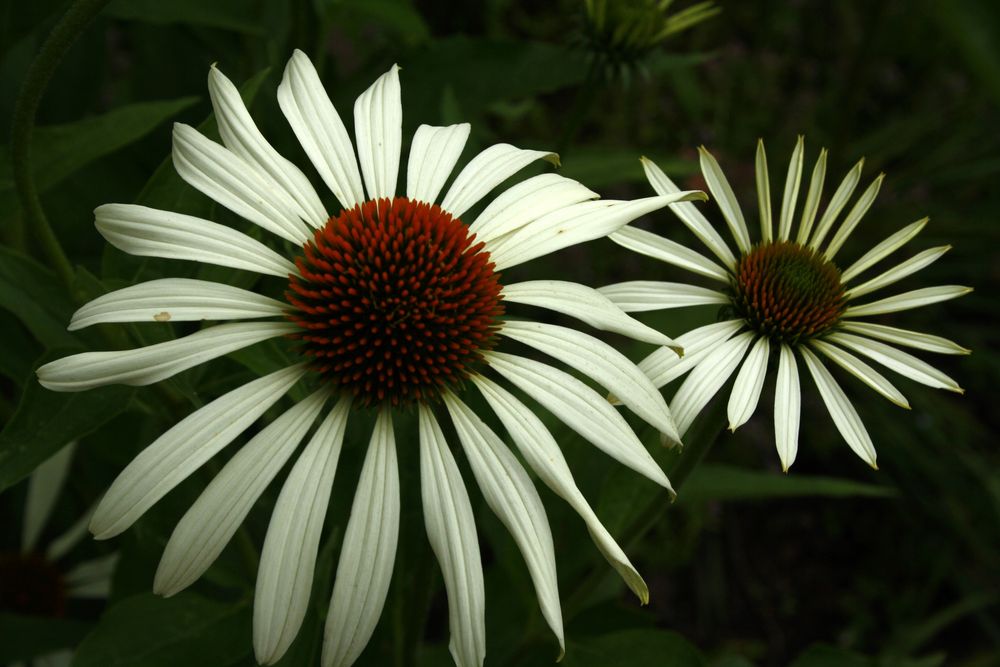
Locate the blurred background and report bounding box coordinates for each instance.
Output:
[0,1,997,666]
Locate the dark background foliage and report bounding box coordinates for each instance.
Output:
[1,0,997,666]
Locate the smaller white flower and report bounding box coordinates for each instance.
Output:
[604,137,971,470]
[1,444,118,667]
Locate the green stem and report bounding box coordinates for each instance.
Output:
[556,59,603,156]
[10,0,111,291]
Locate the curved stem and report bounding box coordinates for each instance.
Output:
[10,0,111,291]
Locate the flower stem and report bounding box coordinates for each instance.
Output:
[10,0,111,291]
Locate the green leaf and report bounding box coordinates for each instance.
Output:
[72,592,252,667]
[789,645,944,667]
[677,464,897,505]
[0,613,92,663]
[0,352,134,492]
[0,97,199,210]
[0,245,77,349]
[335,0,430,44]
[105,0,265,33]
[566,628,705,666]
[558,148,696,189]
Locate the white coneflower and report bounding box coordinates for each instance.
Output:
[37,51,704,667]
[603,138,970,471]
[1,444,118,667]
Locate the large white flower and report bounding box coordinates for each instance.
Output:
[36,51,705,667]
[603,138,970,470]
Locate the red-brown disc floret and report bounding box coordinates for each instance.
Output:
[286,197,504,406]
[732,241,846,345]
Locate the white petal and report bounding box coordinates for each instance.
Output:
[471,375,648,603]
[838,321,970,355]
[795,148,828,244]
[278,49,365,210]
[491,192,707,271]
[754,139,772,244]
[37,322,295,392]
[501,280,677,348]
[607,224,729,283]
[825,332,964,393]
[841,217,928,283]
[778,135,805,241]
[845,246,949,300]
[800,347,878,468]
[698,146,752,253]
[64,552,118,598]
[88,365,306,539]
[641,156,736,269]
[209,64,327,226]
[95,203,297,277]
[418,405,485,667]
[441,143,558,220]
[774,344,800,471]
[22,443,76,553]
[823,173,885,260]
[442,392,564,656]
[254,397,352,665]
[470,174,597,247]
[154,389,327,596]
[727,336,769,431]
[843,285,972,318]
[501,320,679,441]
[354,65,402,201]
[636,320,744,389]
[172,123,311,244]
[670,331,754,437]
[485,351,673,490]
[808,157,864,250]
[69,278,286,330]
[810,339,909,408]
[406,123,470,205]
[323,410,399,667]
[598,280,728,312]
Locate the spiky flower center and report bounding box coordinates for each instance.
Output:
[0,552,66,617]
[732,241,846,344]
[286,198,504,406]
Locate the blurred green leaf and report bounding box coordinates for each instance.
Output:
[105,0,265,33]
[401,37,591,119]
[0,613,92,663]
[72,592,252,667]
[931,0,1000,109]
[335,0,430,44]
[678,464,897,504]
[565,628,705,666]
[559,148,696,189]
[0,352,133,492]
[0,246,77,348]
[789,645,945,667]
[0,97,198,214]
